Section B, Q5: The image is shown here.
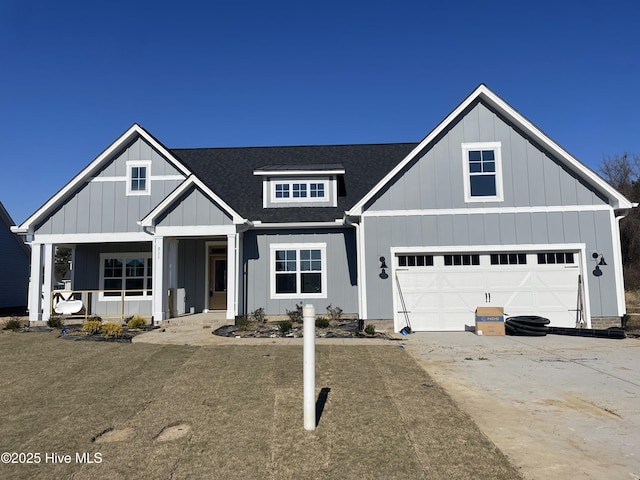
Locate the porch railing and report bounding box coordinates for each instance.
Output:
[50,289,152,322]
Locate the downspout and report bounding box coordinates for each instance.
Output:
[614,206,636,316]
[344,215,365,320]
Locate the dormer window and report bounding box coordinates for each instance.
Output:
[126,160,151,196]
[271,180,328,203]
[254,163,344,208]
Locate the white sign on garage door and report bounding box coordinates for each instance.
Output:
[393,251,582,332]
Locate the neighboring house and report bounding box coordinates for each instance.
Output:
[0,202,30,313]
[12,85,636,330]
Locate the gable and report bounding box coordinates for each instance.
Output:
[155,185,234,227]
[34,136,187,235]
[15,124,191,235]
[364,100,609,212]
[349,84,633,216]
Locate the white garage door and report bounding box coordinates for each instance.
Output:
[393,251,582,332]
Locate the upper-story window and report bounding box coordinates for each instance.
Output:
[461,142,503,202]
[254,163,343,208]
[270,180,330,204]
[126,161,151,196]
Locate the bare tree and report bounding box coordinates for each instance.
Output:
[599,153,640,289]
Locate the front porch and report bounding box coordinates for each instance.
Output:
[28,233,242,325]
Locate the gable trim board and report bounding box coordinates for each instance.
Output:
[15,85,633,329]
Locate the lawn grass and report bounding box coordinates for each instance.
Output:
[0,332,521,479]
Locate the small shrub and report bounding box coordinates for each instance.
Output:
[326,304,343,323]
[278,320,293,334]
[102,322,123,338]
[47,315,64,329]
[82,320,103,335]
[364,324,376,335]
[127,316,146,329]
[88,315,103,322]
[3,317,23,331]
[315,316,330,328]
[286,303,303,323]
[235,315,251,331]
[250,307,266,323]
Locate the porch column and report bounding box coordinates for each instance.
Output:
[226,233,237,320]
[28,244,43,322]
[152,236,166,324]
[167,239,178,317]
[41,243,54,322]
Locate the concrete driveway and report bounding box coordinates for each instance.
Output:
[403,332,640,480]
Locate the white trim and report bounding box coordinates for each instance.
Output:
[98,252,153,302]
[390,243,586,254]
[347,84,633,216]
[227,233,238,320]
[28,244,42,321]
[269,242,327,299]
[126,160,152,196]
[90,174,184,183]
[139,175,246,227]
[17,124,192,233]
[154,225,237,236]
[612,209,628,316]
[252,220,345,229]
[357,220,368,319]
[42,243,54,322]
[254,169,345,176]
[461,142,503,202]
[361,204,612,218]
[32,232,151,244]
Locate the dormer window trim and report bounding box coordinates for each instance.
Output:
[270,179,330,204]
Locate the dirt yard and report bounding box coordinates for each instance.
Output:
[0,331,521,480]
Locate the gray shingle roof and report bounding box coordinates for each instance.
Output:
[171,143,417,223]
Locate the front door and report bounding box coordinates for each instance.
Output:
[208,251,227,311]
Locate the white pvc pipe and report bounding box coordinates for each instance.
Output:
[303,304,316,431]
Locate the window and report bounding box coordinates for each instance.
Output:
[126,161,151,195]
[490,253,527,265]
[397,255,434,267]
[462,142,503,202]
[537,252,575,264]
[310,183,325,198]
[100,254,152,299]
[444,254,480,266]
[270,180,329,204]
[270,243,326,298]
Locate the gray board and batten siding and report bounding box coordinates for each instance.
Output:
[243,229,358,316]
[362,210,616,320]
[0,205,29,310]
[360,100,618,320]
[365,101,608,212]
[156,186,233,227]
[35,138,185,235]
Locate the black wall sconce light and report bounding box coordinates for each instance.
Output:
[592,252,607,277]
[379,256,389,279]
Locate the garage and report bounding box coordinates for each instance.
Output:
[392,249,584,332]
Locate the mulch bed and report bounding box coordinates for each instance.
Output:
[214,320,398,340]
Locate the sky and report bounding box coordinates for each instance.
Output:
[1,0,638,224]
